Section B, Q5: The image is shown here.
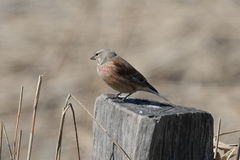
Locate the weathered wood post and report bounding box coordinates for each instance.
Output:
[92,94,213,160]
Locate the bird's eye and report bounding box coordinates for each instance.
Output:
[95,53,99,56]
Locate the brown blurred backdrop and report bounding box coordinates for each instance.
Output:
[0,0,240,159]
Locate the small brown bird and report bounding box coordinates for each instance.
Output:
[90,49,169,102]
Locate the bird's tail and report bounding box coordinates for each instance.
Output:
[143,84,170,103]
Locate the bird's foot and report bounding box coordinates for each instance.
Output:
[112,97,126,103]
[109,92,122,99]
[106,93,123,101]
[107,93,132,103]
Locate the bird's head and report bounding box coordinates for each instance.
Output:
[90,49,117,65]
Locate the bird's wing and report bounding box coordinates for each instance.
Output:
[112,57,148,85]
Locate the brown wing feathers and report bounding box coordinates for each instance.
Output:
[112,57,147,85]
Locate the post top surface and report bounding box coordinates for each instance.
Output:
[96,94,211,119]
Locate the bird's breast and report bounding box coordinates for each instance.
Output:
[97,63,113,79]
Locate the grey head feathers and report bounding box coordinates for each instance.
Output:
[90,48,118,65]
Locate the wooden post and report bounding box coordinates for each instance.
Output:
[92,94,213,160]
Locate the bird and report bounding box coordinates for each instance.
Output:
[90,49,170,102]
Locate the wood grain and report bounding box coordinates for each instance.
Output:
[92,94,213,160]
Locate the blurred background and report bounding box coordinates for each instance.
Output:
[0,0,240,159]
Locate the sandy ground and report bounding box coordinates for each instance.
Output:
[0,0,240,159]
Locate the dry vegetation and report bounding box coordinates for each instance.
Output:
[0,75,240,160]
[0,75,133,160]
[0,0,240,159]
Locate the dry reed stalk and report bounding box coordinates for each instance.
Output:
[16,130,22,160]
[219,129,240,137]
[215,140,236,151]
[68,103,81,160]
[228,149,236,160]
[26,75,43,160]
[214,118,221,160]
[0,122,3,160]
[236,138,240,160]
[222,148,235,160]
[55,97,81,160]
[13,86,23,159]
[2,123,13,160]
[55,94,71,160]
[71,95,132,160]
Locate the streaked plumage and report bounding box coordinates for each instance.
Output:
[90,49,169,102]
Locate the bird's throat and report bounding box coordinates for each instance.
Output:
[97,64,112,78]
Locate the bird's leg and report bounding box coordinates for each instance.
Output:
[122,93,132,101]
[114,92,122,99]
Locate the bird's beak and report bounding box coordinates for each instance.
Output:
[90,55,96,60]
